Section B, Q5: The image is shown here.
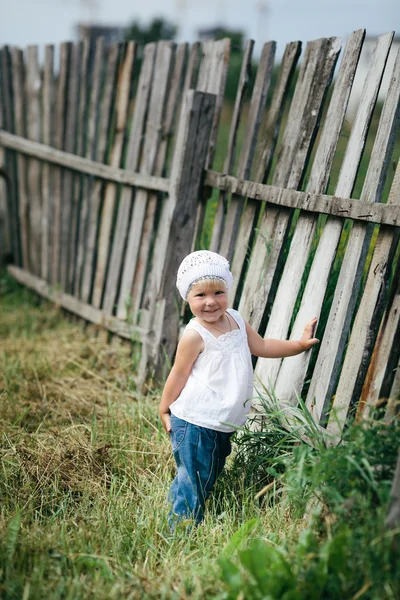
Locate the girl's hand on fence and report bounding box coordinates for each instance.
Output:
[160,411,172,434]
[299,318,319,351]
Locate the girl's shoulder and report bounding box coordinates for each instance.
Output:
[227,308,246,330]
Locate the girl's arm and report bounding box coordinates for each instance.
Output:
[159,330,203,433]
[245,318,319,359]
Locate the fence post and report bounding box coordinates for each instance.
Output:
[138,89,216,385]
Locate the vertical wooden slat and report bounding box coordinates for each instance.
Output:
[0,78,9,264]
[131,42,189,319]
[255,30,365,394]
[358,256,400,421]
[192,39,231,245]
[80,42,121,304]
[0,46,20,265]
[274,32,394,413]
[229,40,302,299]
[74,37,104,297]
[67,40,90,293]
[210,39,255,252]
[183,41,201,93]
[50,41,71,284]
[90,42,135,307]
[329,157,400,434]
[238,37,341,328]
[219,41,276,261]
[102,43,156,315]
[116,41,175,320]
[140,43,195,322]
[59,42,82,290]
[41,45,54,281]
[138,90,217,382]
[306,32,396,426]
[25,45,42,275]
[11,47,29,269]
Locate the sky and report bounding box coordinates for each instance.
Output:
[0,0,398,57]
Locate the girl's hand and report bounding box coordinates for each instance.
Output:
[160,411,172,434]
[299,317,319,351]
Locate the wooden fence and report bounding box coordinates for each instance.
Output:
[0,31,399,442]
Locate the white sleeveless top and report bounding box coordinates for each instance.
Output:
[169,309,254,432]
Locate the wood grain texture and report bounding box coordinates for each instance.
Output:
[40,45,54,281]
[51,41,71,284]
[0,46,20,265]
[11,47,29,269]
[238,37,342,328]
[25,45,42,275]
[270,32,393,417]
[74,37,104,297]
[229,40,302,301]
[117,41,174,320]
[255,30,365,396]
[210,39,254,252]
[59,42,82,290]
[306,32,396,427]
[219,41,276,261]
[68,40,90,293]
[332,160,400,431]
[102,43,157,315]
[81,42,122,305]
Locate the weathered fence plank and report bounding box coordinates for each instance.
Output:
[41,45,54,281]
[117,41,175,320]
[219,41,276,261]
[238,37,341,328]
[138,90,216,382]
[25,45,42,275]
[222,41,303,301]
[140,43,191,318]
[81,42,121,305]
[273,31,394,413]
[59,42,82,290]
[74,37,104,297]
[102,43,157,315]
[0,46,20,265]
[0,81,9,265]
[130,41,182,319]
[255,30,365,394]
[11,47,29,269]
[50,41,71,284]
[210,39,255,251]
[67,40,90,293]
[357,255,400,422]
[192,39,231,246]
[307,32,396,426]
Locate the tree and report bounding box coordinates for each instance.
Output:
[124,17,177,52]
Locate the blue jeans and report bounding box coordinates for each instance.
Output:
[169,413,232,525]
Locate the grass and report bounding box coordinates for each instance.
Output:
[0,274,305,599]
[1,272,399,599]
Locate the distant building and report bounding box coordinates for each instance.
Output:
[197,26,228,42]
[347,35,400,118]
[76,23,125,47]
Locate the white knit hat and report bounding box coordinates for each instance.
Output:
[176,250,233,300]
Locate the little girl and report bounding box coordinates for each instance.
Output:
[159,250,319,525]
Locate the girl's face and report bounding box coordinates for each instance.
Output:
[186,279,228,323]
